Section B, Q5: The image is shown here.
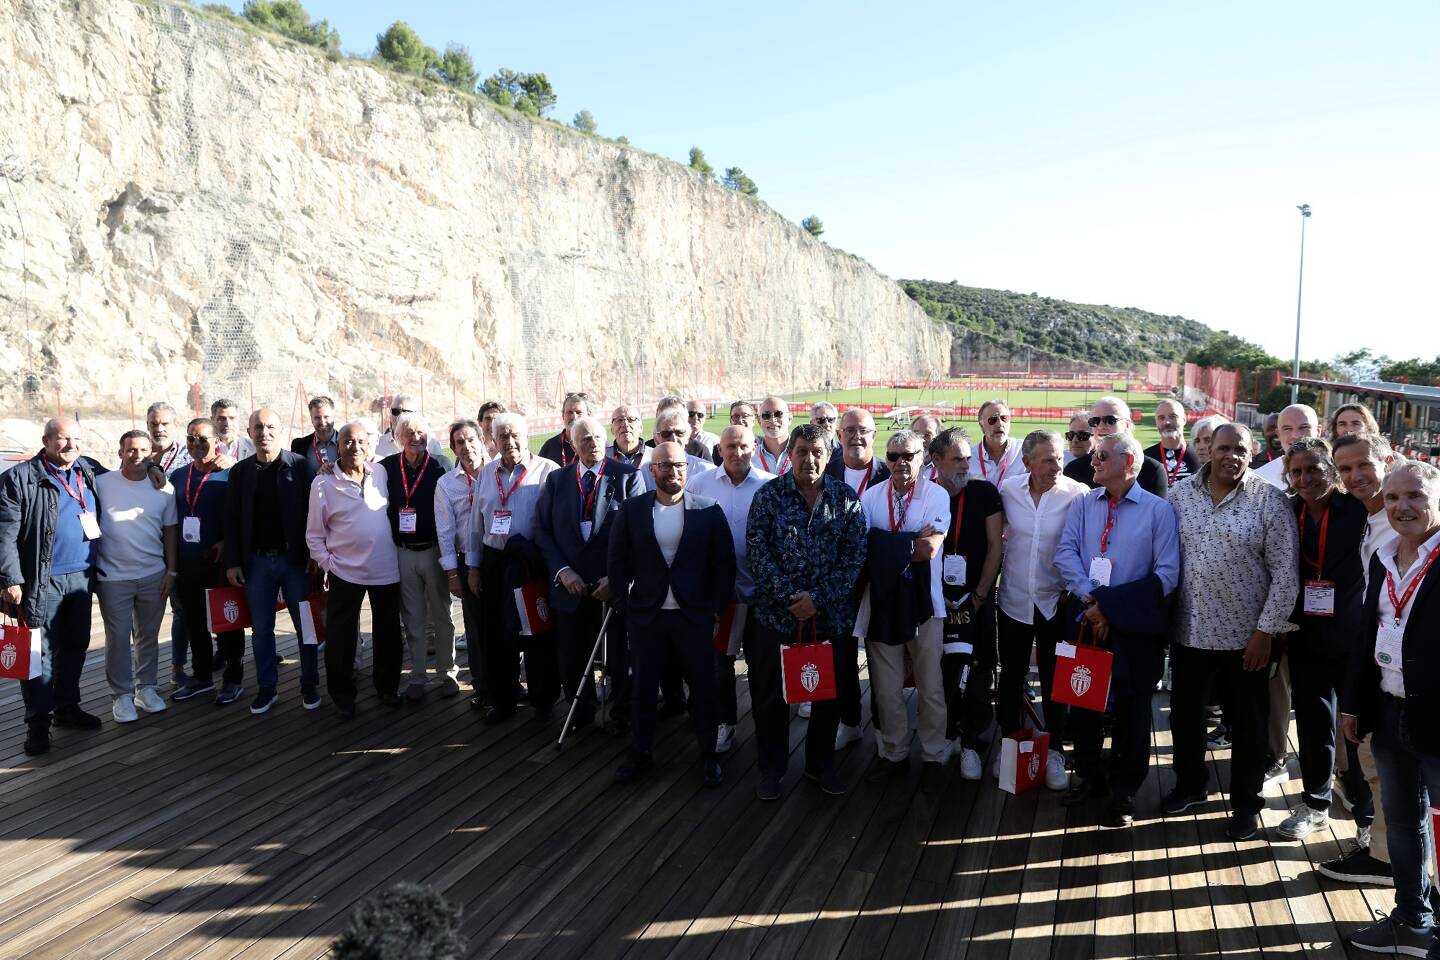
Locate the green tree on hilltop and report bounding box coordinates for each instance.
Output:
[482,69,557,117]
[721,167,758,196]
[242,0,339,52]
[801,215,824,238]
[688,147,714,178]
[572,110,598,134]
[433,44,478,91]
[375,21,437,75]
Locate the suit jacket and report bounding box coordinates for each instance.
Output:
[607,491,735,628]
[1344,551,1440,754]
[223,451,315,569]
[533,458,644,613]
[861,528,933,646]
[824,456,890,490]
[1063,450,1168,498]
[1084,571,1171,696]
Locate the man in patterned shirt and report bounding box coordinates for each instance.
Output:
[745,423,868,801]
[1164,422,1300,841]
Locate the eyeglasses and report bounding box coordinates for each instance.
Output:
[611,416,639,425]
[653,461,688,472]
[1065,430,1092,442]
[886,450,920,463]
[759,410,786,421]
[687,411,706,419]
[985,414,1010,426]
[657,429,686,439]
[842,426,875,437]
[1088,415,1121,428]
[813,416,836,425]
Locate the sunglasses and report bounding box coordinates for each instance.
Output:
[813,416,836,425]
[1088,415,1121,428]
[886,450,921,463]
[657,429,687,439]
[1065,430,1092,442]
[687,411,706,418]
[759,410,786,421]
[985,415,1010,425]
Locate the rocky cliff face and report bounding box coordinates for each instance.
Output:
[0,0,948,422]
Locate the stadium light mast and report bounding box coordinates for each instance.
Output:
[1290,203,1312,403]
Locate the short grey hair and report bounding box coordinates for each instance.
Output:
[1384,460,1440,499]
[390,393,418,411]
[392,411,431,444]
[1093,395,1133,422]
[655,408,687,432]
[146,401,177,420]
[887,429,923,452]
[811,401,838,417]
[1190,413,1227,443]
[568,415,607,445]
[1101,431,1144,470]
[1022,429,1063,459]
[491,412,527,441]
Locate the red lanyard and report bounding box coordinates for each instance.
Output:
[44,462,88,510]
[575,464,601,518]
[496,461,527,506]
[855,464,873,496]
[1099,495,1120,555]
[757,443,790,475]
[398,453,430,506]
[887,482,916,532]
[558,434,574,467]
[159,444,181,471]
[1299,502,1330,576]
[1385,545,1440,625]
[184,465,213,514]
[1164,443,1187,485]
[461,465,479,509]
[949,489,967,552]
[980,444,1009,484]
[312,436,330,467]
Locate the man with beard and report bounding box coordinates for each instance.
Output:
[1144,398,1199,488]
[1251,413,1283,468]
[211,399,255,461]
[975,400,1024,486]
[291,396,339,473]
[754,396,794,476]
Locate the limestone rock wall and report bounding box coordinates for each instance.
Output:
[0,0,948,420]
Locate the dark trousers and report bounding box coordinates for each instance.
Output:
[997,607,1067,742]
[456,556,485,695]
[1370,696,1440,929]
[480,546,523,713]
[715,605,751,726]
[1170,643,1270,816]
[953,601,998,750]
[174,559,244,687]
[325,575,403,705]
[834,632,862,728]
[629,610,718,758]
[557,595,629,720]
[20,570,93,731]
[747,622,840,777]
[1289,646,1373,822]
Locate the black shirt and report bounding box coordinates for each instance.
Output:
[942,479,1002,594]
[1063,450,1168,499]
[1143,442,1200,488]
[251,460,286,552]
[381,452,447,544]
[1291,491,1368,655]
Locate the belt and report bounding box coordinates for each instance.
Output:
[253,548,286,557]
[401,541,437,551]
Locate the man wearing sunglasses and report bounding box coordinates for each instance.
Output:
[754,397,794,476]
[810,402,842,458]
[1062,397,1167,498]
[1144,398,1199,488]
[976,400,1024,486]
[1064,414,1095,466]
[686,400,721,456]
[538,392,595,468]
[376,393,446,461]
[640,410,714,492]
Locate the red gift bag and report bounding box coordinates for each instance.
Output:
[1050,621,1112,713]
[514,581,555,636]
[0,618,42,681]
[713,602,747,655]
[781,621,836,704]
[998,699,1051,795]
[297,593,327,646]
[206,586,253,633]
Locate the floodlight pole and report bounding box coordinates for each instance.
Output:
[1291,203,1312,404]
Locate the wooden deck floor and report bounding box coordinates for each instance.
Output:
[0,606,1394,959]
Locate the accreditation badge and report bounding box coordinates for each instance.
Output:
[1088,557,1112,588]
[79,511,102,540]
[182,516,202,543]
[398,507,418,534]
[1302,579,1335,617]
[489,509,512,536]
[1374,622,1404,672]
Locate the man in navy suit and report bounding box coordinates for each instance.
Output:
[534,416,644,734]
[607,442,736,787]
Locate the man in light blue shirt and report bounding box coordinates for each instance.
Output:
[1055,432,1180,828]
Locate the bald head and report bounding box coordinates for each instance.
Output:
[248,407,283,461]
[649,440,690,500]
[1277,403,1319,452]
[41,416,82,468]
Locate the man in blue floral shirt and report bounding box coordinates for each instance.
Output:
[745,423,868,800]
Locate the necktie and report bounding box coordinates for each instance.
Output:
[581,469,596,517]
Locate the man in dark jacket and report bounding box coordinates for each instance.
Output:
[290,395,339,473]
[224,409,317,715]
[538,392,594,468]
[0,417,104,754]
[1063,397,1168,498]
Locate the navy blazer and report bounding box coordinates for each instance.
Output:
[607,492,736,628]
[223,451,314,570]
[533,458,644,613]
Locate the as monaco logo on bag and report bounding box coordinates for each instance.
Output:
[205,586,253,633]
[1,643,15,671]
[0,620,42,681]
[800,661,820,693]
[223,599,240,624]
[1070,665,1092,698]
[1027,752,1042,781]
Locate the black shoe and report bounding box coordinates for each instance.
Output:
[614,753,655,784]
[483,706,517,726]
[335,701,357,721]
[1161,786,1211,816]
[756,771,782,801]
[657,699,687,720]
[1062,777,1110,807]
[379,692,403,709]
[701,756,723,788]
[1226,811,1259,841]
[864,755,908,784]
[23,728,50,756]
[1206,724,1232,749]
[919,761,946,794]
[1105,797,1135,829]
[803,768,847,796]
[53,705,101,730]
[468,693,490,713]
[1318,843,1393,886]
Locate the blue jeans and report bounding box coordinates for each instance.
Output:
[1370,695,1440,929]
[170,591,189,673]
[20,570,93,730]
[243,554,317,694]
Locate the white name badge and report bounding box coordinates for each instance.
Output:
[79,511,101,540]
[942,554,967,586]
[1055,641,1077,659]
[489,509,512,536]
[182,516,202,543]
[579,520,593,542]
[398,508,418,534]
[1088,557,1112,588]
[1375,622,1404,671]
[1302,579,1335,617]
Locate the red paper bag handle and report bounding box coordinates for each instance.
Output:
[792,618,818,646]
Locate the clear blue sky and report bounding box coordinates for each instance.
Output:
[235,0,1439,363]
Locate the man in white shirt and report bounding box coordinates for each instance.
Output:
[689,425,775,753]
[306,422,404,718]
[1255,403,1320,490]
[859,430,952,793]
[95,430,178,724]
[687,400,722,455]
[437,419,486,663]
[211,399,256,460]
[976,399,1024,486]
[912,414,942,482]
[997,430,1088,790]
[754,396,793,476]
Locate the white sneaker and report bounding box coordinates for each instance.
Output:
[1276,803,1329,841]
[1045,752,1069,791]
[135,686,168,714]
[834,723,862,750]
[960,747,983,781]
[112,695,138,723]
[798,701,812,718]
[715,723,735,754]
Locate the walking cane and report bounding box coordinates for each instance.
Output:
[556,606,614,751]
